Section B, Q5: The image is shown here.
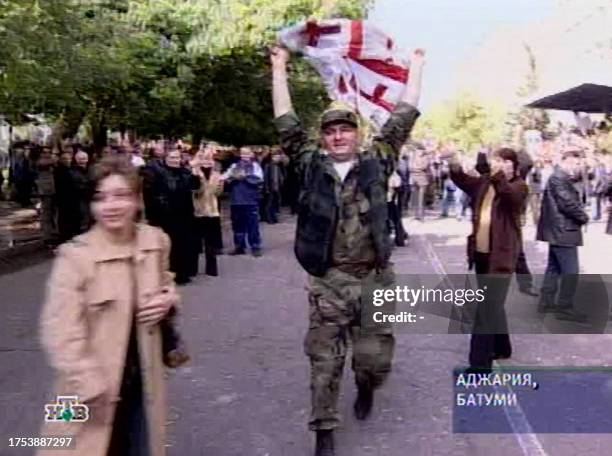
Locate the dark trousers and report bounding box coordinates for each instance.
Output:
[164,221,200,283]
[39,195,58,244]
[56,203,88,244]
[107,323,149,456]
[541,244,579,308]
[231,204,261,251]
[265,191,281,224]
[56,204,72,243]
[15,180,33,207]
[594,194,604,220]
[387,201,407,245]
[398,187,411,215]
[469,252,512,368]
[515,248,533,290]
[440,189,456,216]
[197,216,222,276]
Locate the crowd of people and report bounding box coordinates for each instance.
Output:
[1,138,301,283]
[2,42,608,456]
[388,120,612,231]
[5,117,611,270]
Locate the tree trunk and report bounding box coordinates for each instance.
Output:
[49,110,86,152]
[89,108,108,157]
[192,131,204,148]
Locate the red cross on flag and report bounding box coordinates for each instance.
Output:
[278,19,410,130]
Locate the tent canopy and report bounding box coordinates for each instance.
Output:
[526,83,612,113]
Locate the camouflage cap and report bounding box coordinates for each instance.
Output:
[320,101,359,129]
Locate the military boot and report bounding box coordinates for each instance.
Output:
[314,430,335,456]
[353,380,374,420]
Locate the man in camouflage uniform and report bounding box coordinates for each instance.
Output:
[270,45,425,456]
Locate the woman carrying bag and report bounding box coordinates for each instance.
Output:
[38,156,183,456]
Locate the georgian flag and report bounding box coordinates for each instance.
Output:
[278,19,409,130]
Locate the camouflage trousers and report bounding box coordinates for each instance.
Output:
[304,267,395,431]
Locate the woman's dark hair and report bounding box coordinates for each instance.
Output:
[494,147,519,173]
[89,155,141,198]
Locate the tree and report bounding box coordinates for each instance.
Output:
[413,92,506,152]
[0,1,154,149]
[125,0,372,144]
[1,0,372,146]
[504,43,549,147]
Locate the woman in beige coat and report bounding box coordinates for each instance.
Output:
[39,156,179,456]
[192,144,224,276]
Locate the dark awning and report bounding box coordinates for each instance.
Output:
[526,83,612,113]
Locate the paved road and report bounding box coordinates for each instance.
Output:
[2,213,612,455]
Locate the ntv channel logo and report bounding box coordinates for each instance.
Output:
[44,395,89,422]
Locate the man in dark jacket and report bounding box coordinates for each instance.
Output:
[11,143,36,207]
[141,143,167,227]
[54,150,73,243]
[445,147,528,371]
[55,149,91,243]
[35,146,59,247]
[536,149,589,320]
[263,150,285,224]
[271,44,424,456]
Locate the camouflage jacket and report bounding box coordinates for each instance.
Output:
[274,102,420,277]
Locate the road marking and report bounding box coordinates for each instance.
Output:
[416,233,549,456]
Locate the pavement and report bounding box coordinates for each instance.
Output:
[2,209,612,455]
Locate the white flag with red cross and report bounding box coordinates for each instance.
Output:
[278,19,409,130]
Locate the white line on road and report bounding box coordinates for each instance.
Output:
[415,234,549,456]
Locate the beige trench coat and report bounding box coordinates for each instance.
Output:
[409,150,431,187]
[193,169,222,218]
[38,223,177,456]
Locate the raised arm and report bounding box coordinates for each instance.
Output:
[402,49,425,108]
[440,150,482,197]
[271,45,293,118]
[373,49,425,159]
[271,45,314,164]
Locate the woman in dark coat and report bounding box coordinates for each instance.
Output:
[54,151,73,242]
[70,151,93,235]
[152,149,201,284]
[445,147,528,371]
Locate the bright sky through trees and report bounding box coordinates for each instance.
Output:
[369,0,556,108]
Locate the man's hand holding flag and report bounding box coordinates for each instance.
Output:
[277,19,425,130]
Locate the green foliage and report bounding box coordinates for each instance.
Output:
[413,92,507,152]
[1,0,371,146]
